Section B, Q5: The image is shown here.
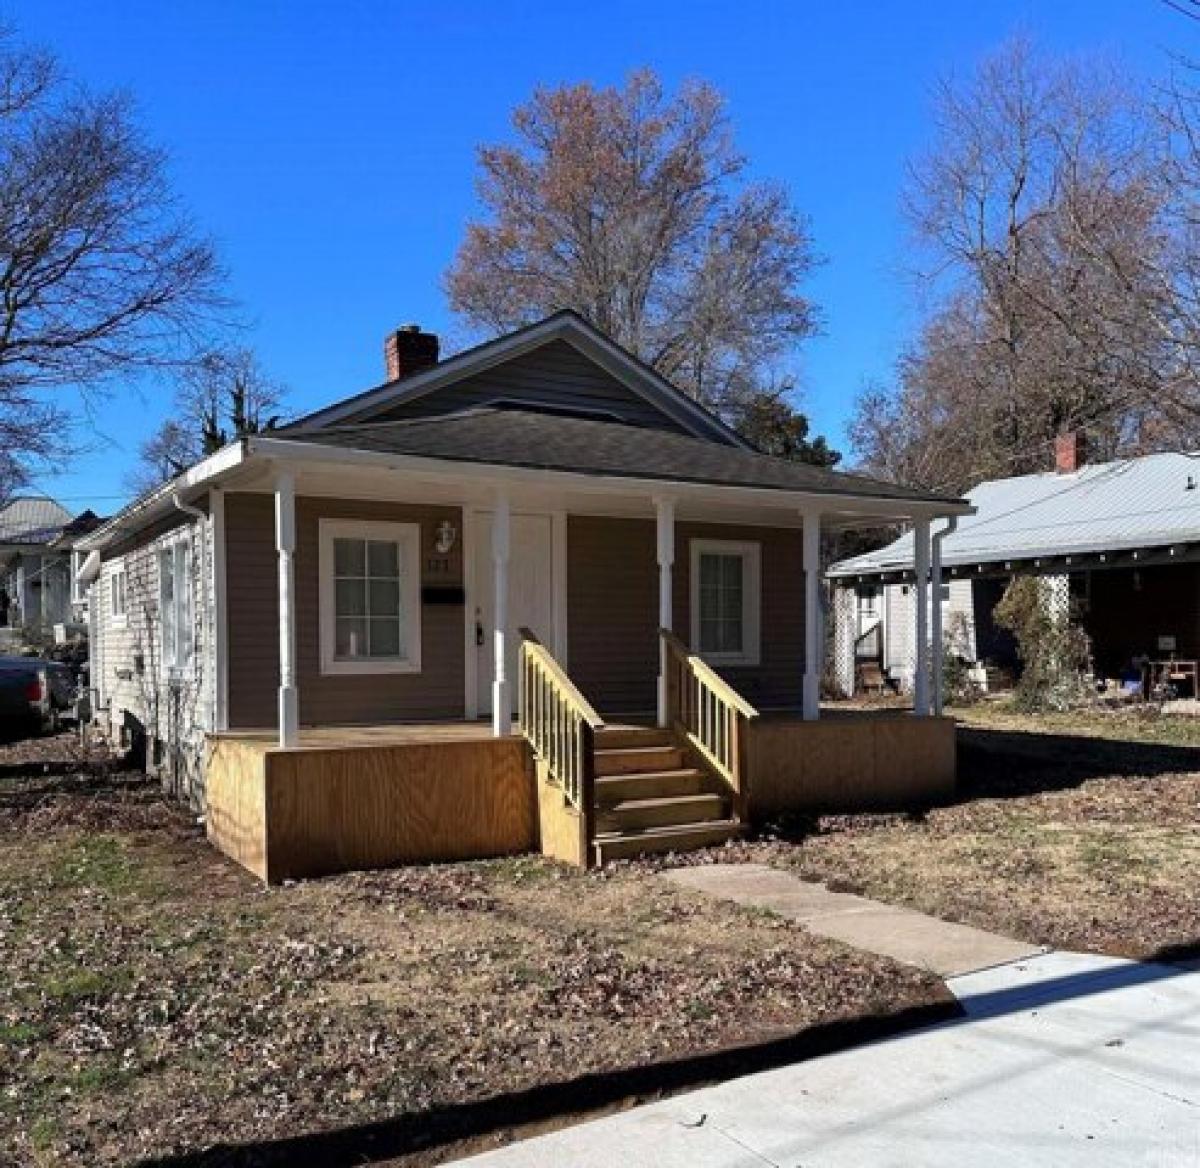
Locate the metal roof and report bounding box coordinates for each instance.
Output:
[0,496,73,546]
[829,452,1200,578]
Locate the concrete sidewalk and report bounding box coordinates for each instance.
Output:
[663,863,1043,977]
[454,951,1200,1166]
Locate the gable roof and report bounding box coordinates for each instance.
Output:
[288,310,751,449]
[283,408,963,506]
[0,496,73,547]
[830,451,1200,578]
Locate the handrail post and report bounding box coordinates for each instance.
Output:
[580,717,596,864]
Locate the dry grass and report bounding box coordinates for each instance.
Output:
[0,737,942,1168]
[645,703,1200,960]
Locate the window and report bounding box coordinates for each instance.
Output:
[108,565,128,627]
[159,541,193,672]
[319,519,421,674]
[858,585,879,617]
[689,539,761,667]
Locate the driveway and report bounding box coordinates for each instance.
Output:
[454,950,1200,1166]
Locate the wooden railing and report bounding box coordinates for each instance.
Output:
[661,628,758,816]
[517,628,603,826]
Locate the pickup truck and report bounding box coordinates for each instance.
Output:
[0,655,76,738]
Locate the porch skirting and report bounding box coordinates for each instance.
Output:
[744,714,956,819]
[205,733,535,883]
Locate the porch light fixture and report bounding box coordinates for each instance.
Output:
[435,520,457,555]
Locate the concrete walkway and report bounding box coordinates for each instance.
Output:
[454,951,1200,1166]
[663,863,1043,977]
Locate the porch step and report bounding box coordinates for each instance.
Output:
[592,819,744,864]
[594,743,684,776]
[596,793,727,834]
[594,726,673,751]
[595,768,709,803]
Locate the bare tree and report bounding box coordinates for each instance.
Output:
[0,29,224,489]
[126,348,287,495]
[854,38,1183,493]
[446,70,833,458]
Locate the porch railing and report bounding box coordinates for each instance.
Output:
[517,628,603,827]
[661,628,758,817]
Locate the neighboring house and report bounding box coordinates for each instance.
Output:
[0,496,75,636]
[77,311,968,878]
[830,435,1200,694]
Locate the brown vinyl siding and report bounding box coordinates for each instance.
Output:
[567,516,805,715]
[365,339,692,433]
[225,494,465,729]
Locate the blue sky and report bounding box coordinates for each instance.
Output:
[10,0,1191,514]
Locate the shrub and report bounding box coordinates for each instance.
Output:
[994,575,1092,711]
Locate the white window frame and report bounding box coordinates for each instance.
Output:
[689,538,761,667]
[106,563,128,628]
[319,518,422,676]
[159,538,194,674]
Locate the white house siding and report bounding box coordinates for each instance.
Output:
[832,577,978,695]
[89,507,215,809]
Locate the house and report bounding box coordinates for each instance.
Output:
[77,312,968,880]
[0,496,77,641]
[829,435,1200,697]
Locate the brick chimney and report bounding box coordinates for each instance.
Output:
[384,324,439,382]
[1054,430,1087,474]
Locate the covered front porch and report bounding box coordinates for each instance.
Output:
[202,432,966,880]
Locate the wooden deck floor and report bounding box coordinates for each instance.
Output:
[209,721,518,750]
[208,706,917,753]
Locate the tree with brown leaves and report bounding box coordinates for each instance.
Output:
[447,70,835,461]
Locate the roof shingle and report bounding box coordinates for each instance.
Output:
[284,408,962,507]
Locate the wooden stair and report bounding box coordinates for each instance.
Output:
[591,726,742,864]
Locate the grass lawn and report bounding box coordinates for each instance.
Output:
[656,702,1200,962]
[0,735,944,1168]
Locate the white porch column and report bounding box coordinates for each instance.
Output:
[275,470,298,748]
[655,496,675,727]
[913,518,931,716]
[491,490,511,737]
[930,523,945,716]
[803,511,822,720]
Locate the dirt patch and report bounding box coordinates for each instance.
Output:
[0,742,942,1167]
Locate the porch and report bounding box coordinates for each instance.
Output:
[200,433,966,882]
[205,695,956,883]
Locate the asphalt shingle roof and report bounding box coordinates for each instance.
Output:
[830,452,1200,577]
[283,408,962,507]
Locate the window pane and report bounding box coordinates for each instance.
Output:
[367,540,399,578]
[699,554,720,593]
[369,617,402,658]
[334,538,365,576]
[336,578,366,617]
[335,617,367,658]
[721,618,743,653]
[699,618,721,653]
[721,555,742,590]
[368,577,400,617]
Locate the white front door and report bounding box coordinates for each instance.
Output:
[474,512,556,717]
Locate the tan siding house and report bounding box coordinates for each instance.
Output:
[80,310,967,876]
